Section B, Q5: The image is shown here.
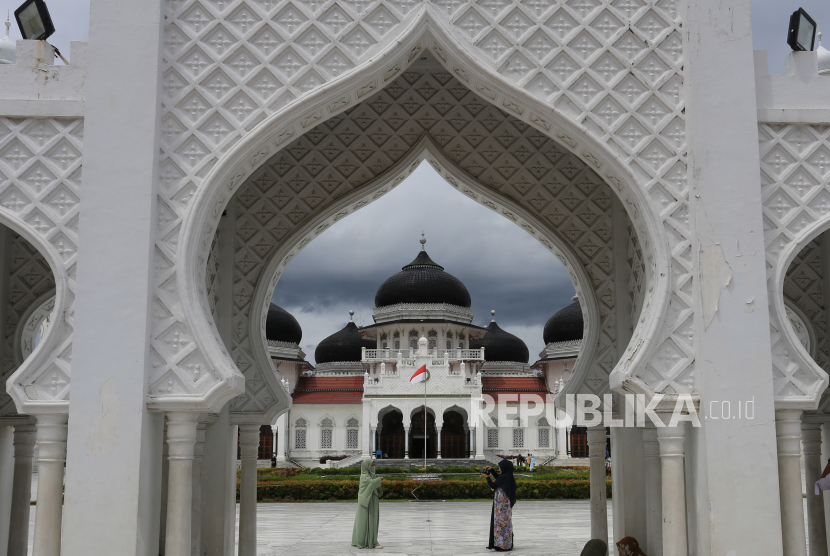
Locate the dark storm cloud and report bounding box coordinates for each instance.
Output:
[272,162,574,364]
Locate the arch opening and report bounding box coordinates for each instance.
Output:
[199,48,654,425]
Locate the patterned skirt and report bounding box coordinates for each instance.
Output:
[492,488,514,550]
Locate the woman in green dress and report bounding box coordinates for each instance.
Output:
[352,458,384,549]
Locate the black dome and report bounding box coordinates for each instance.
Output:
[265,303,302,344]
[543,301,583,344]
[314,321,375,364]
[375,249,471,308]
[470,320,529,364]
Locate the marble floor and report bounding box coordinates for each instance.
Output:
[234,500,611,556]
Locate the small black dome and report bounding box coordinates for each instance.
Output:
[314,320,375,364]
[266,303,302,344]
[543,301,583,344]
[470,319,529,364]
[375,249,471,308]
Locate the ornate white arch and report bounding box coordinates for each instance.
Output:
[160,5,684,414]
[0,117,81,418]
[14,292,56,366]
[760,123,830,408]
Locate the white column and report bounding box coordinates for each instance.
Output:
[475,422,485,460]
[643,424,663,556]
[200,409,235,555]
[164,412,199,556]
[587,425,607,546]
[191,420,206,556]
[610,425,625,544]
[776,410,807,556]
[275,415,286,462]
[470,428,475,459]
[404,427,410,459]
[436,426,442,459]
[822,423,830,551]
[159,422,169,556]
[370,427,376,456]
[0,425,13,556]
[361,403,371,458]
[61,0,166,551]
[803,422,827,556]
[237,424,259,556]
[657,422,687,556]
[31,414,68,556]
[271,426,277,460]
[7,424,36,556]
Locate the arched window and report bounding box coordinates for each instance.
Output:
[409,329,418,349]
[380,333,388,349]
[512,418,524,448]
[487,418,499,448]
[538,417,550,448]
[320,418,333,449]
[346,418,359,450]
[294,418,307,449]
[458,333,465,349]
[427,330,437,349]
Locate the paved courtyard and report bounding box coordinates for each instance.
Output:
[240,500,607,555]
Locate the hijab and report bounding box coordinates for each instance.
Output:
[357,458,378,507]
[493,459,517,507]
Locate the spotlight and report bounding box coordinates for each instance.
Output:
[14,0,54,41]
[787,7,817,52]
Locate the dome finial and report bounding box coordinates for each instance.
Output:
[5,11,10,38]
[420,232,426,251]
[349,309,354,322]
[490,309,496,322]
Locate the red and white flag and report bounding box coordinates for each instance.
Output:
[410,364,427,384]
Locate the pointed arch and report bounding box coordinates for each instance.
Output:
[176,20,673,415]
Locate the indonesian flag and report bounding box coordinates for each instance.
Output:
[410,364,427,384]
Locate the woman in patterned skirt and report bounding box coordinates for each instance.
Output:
[482,459,517,551]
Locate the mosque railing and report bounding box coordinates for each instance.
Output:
[362,348,484,362]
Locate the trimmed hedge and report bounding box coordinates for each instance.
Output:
[250,478,612,502]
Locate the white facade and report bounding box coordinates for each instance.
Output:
[1,1,830,554]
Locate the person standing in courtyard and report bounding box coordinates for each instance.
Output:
[352,458,384,549]
[483,460,517,551]
[529,453,535,471]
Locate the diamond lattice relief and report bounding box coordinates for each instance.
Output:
[762,124,830,400]
[218,63,635,413]
[153,0,690,406]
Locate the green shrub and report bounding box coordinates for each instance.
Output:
[248,478,611,501]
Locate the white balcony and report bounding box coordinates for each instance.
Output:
[361,347,484,363]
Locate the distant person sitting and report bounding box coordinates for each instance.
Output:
[270,456,276,468]
[516,454,525,467]
[376,450,382,460]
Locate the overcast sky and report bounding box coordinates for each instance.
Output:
[10,0,830,363]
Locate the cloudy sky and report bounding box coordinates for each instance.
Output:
[10,0,830,363]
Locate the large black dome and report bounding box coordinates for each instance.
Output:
[543,301,583,344]
[375,248,471,308]
[314,320,375,364]
[265,303,302,344]
[470,318,529,364]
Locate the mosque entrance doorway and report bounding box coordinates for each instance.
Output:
[379,410,405,459]
[410,409,437,460]
[441,410,467,459]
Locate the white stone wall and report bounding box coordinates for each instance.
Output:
[286,404,364,464]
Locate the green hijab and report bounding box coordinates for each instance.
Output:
[357,458,378,507]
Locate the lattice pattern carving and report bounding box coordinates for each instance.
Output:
[157,0,688,409]
[760,124,830,402]
[0,233,56,417]
[0,117,81,415]
[784,239,827,370]
[227,64,622,416]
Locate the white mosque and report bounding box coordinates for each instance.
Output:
[262,235,584,467]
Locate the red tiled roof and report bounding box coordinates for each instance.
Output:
[481,377,551,403]
[292,376,363,404]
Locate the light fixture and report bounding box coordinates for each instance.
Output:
[788,7,817,52]
[14,0,53,41]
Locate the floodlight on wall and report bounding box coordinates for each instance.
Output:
[788,7,817,52]
[14,0,53,41]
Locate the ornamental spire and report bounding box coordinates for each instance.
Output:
[491,309,496,322]
[420,232,426,251]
